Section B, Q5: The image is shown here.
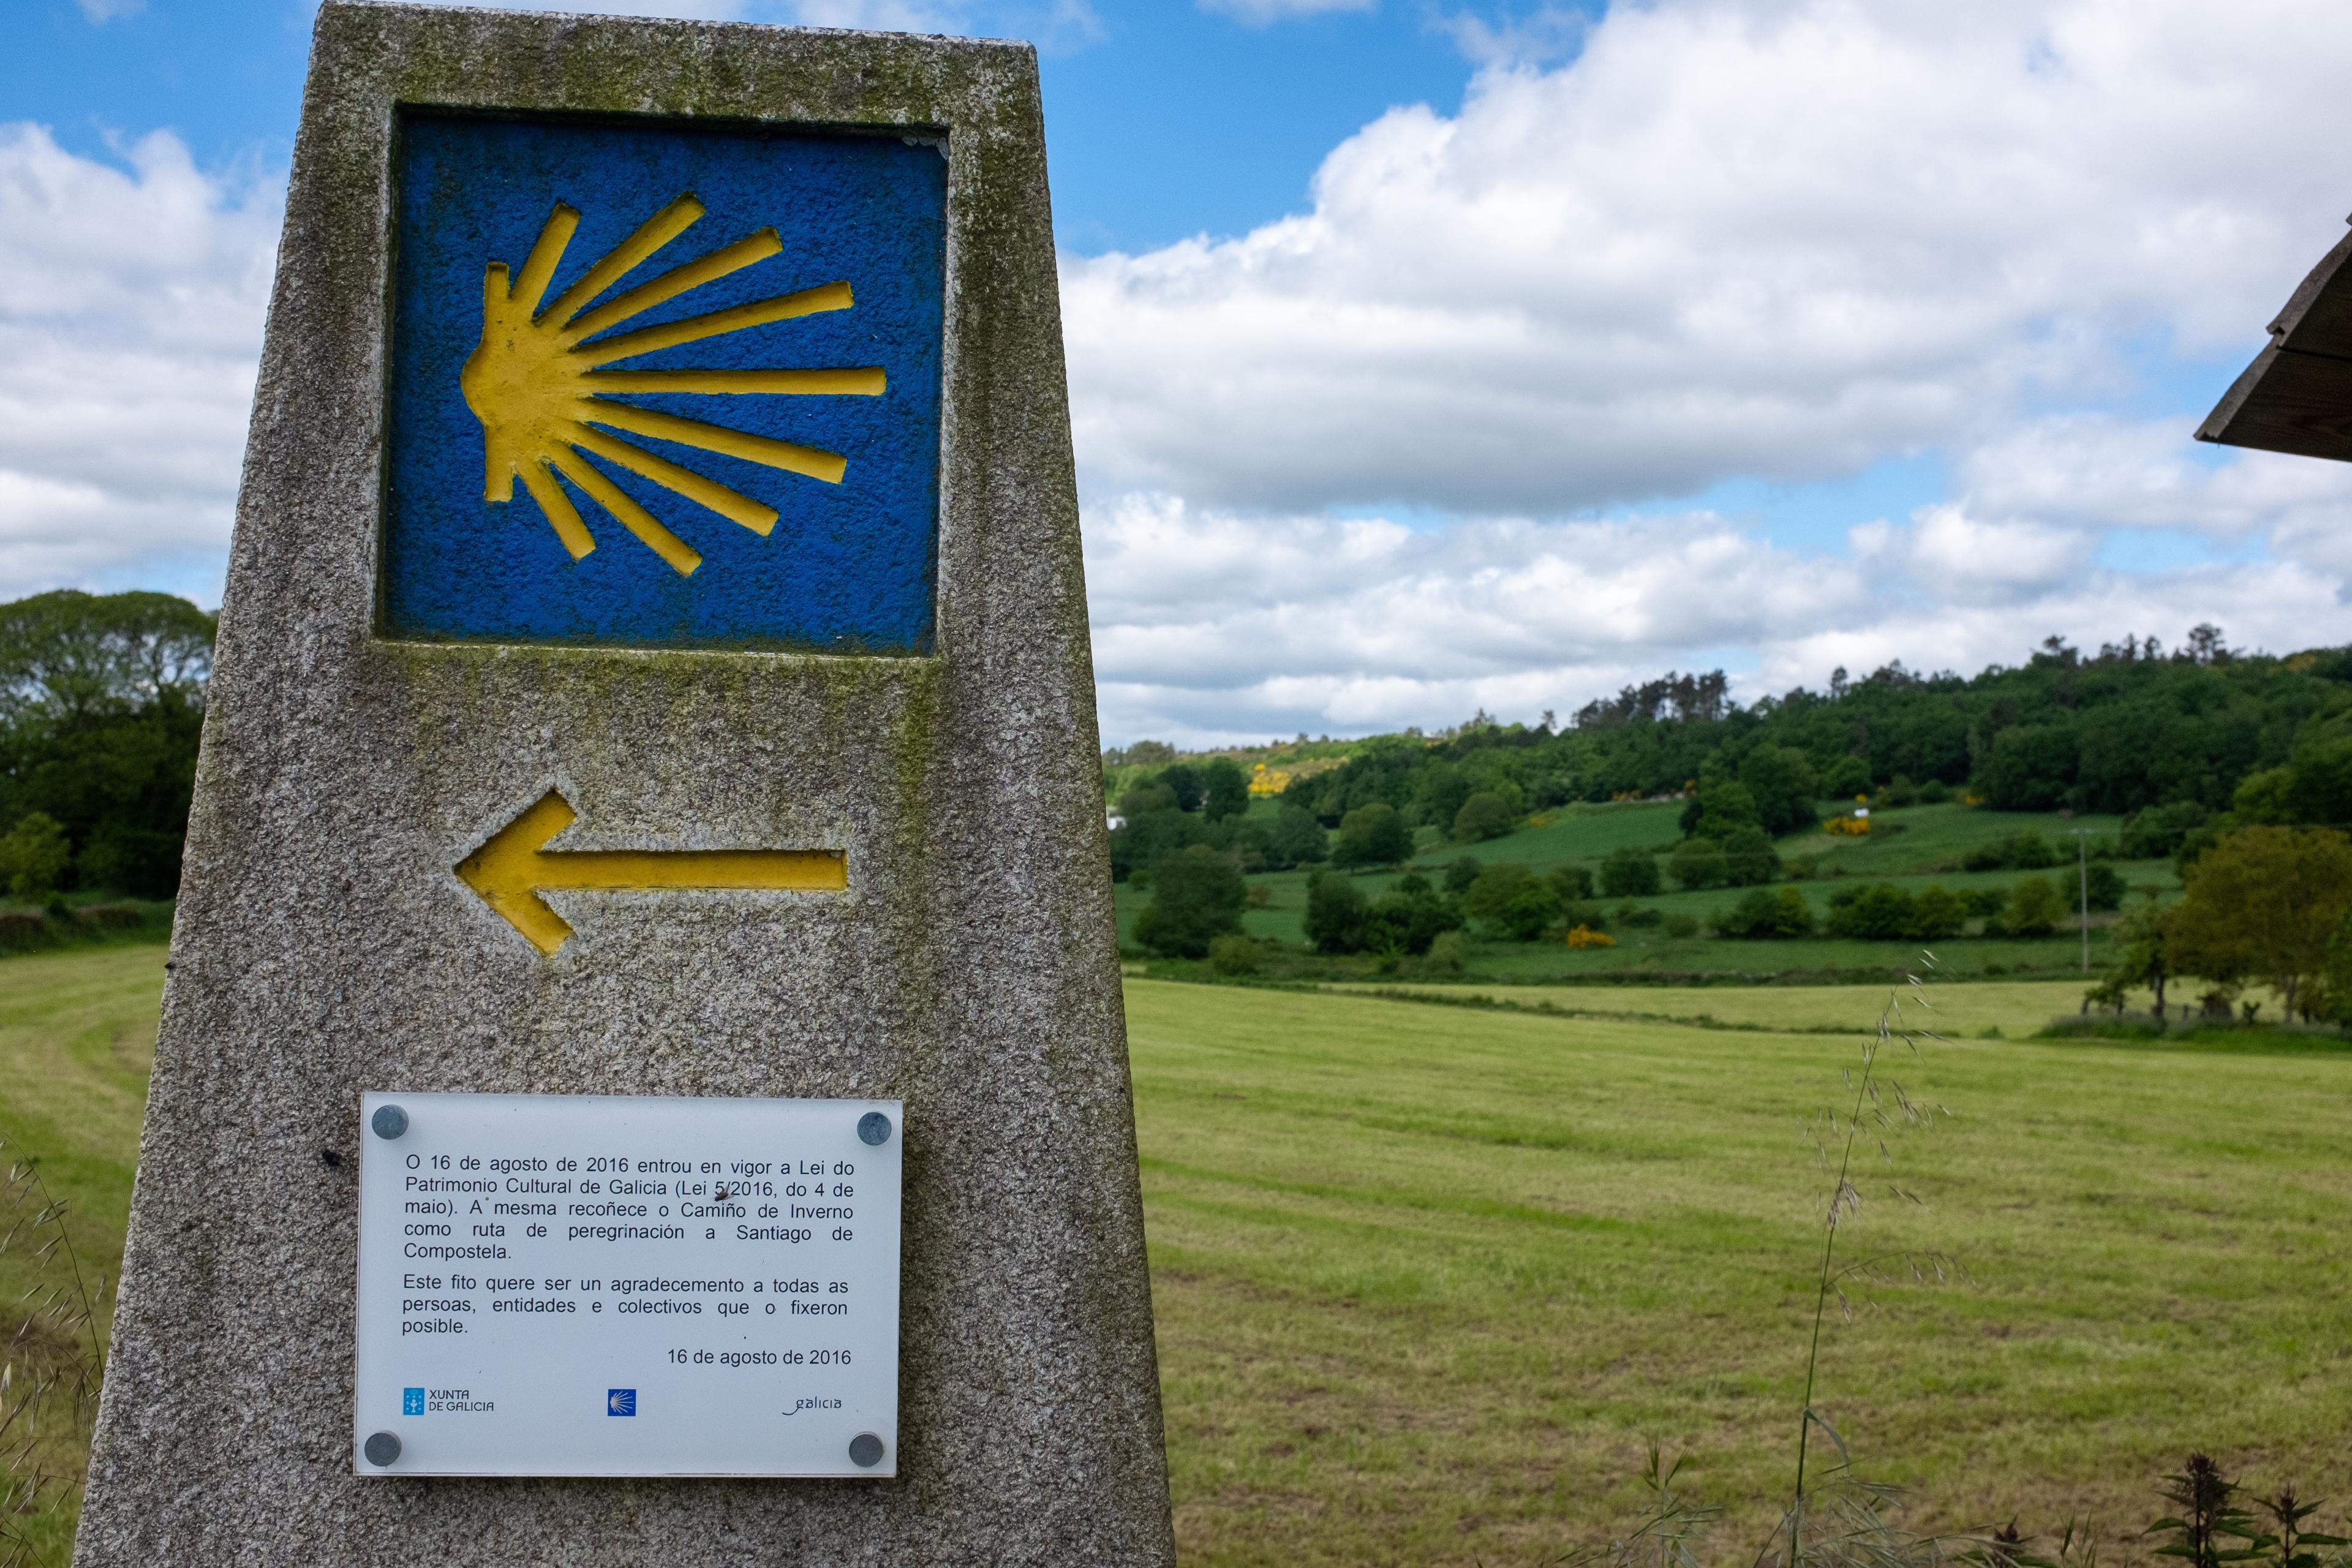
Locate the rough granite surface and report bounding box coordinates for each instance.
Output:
[72,6,1175,1563]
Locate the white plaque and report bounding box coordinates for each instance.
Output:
[354,1091,902,1477]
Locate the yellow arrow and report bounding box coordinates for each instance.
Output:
[456,790,845,954]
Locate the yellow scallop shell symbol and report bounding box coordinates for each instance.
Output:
[460,194,884,578]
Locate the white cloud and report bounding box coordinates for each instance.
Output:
[1063,0,2352,514]
[1084,492,2352,746]
[0,124,279,603]
[75,0,144,20]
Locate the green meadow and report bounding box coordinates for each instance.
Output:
[9,948,2352,1565]
[1114,796,2176,978]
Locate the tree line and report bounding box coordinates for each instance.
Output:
[0,590,215,901]
[1270,626,2341,837]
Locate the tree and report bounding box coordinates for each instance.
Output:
[0,589,214,723]
[1599,846,1660,897]
[1738,746,1820,835]
[1200,757,1251,823]
[1107,808,1193,881]
[2083,862,2126,911]
[1303,869,1368,953]
[1822,755,1872,798]
[1452,791,1515,842]
[2165,826,2352,1018]
[1331,802,1412,868]
[1158,763,1204,813]
[2120,801,2206,859]
[1133,846,1244,957]
[2101,899,2176,1018]
[1262,805,1329,870]
[1548,864,1596,903]
[1683,780,1760,841]
[1362,873,1466,954]
[1981,725,2078,811]
[1461,862,1559,941]
[1721,825,1780,886]
[1443,856,1484,895]
[0,812,71,899]
[1669,836,1728,891]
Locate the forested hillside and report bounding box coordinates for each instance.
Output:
[1275,627,2349,829]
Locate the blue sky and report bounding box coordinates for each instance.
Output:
[9,0,2352,745]
[17,0,1488,251]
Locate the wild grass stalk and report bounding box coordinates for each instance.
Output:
[1774,956,1952,1568]
[0,1144,109,1568]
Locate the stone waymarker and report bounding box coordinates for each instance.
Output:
[74,4,1173,1562]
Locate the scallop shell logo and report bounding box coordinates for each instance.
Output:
[460,194,884,578]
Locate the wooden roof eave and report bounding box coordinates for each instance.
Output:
[2198,222,2352,462]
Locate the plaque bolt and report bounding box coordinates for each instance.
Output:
[363,1431,402,1466]
[371,1105,410,1140]
[857,1112,892,1147]
[848,1432,884,1468]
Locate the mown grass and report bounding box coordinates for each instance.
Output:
[1129,977,2352,1566]
[13,949,2349,1567]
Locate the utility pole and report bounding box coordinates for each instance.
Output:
[2079,832,2089,974]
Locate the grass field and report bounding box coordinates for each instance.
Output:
[11,949,2352,1566]
[1115,799,2174,979]
[1129,978,2352,1565]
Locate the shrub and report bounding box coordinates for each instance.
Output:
[1826,883,1916,940]
[1205,933,1259,976]
[2084,861,2126,911]
[1910,884,1966,940]
[1424,930,1468,974]
[1959,886,2007,921]
[1669,836,1728,891]
[1133,846,1246,958]
[1452,791,1517,842]
[1721,824,1781,885]
[1362,874,1465,955]
[1616,902,1664,928]
[73,903,145,930]
[0,813,72,899]
[1549,864,1596,902]
[1332,802,1412,868]
[1443,856,1484,895]
[1999,875,2067,937]
[1565,925,1615,949]
[1663,913,1699,939]
[1599,846,1660,897]
[0,911,50,951]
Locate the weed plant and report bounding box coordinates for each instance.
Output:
[0,1144,107,1568]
